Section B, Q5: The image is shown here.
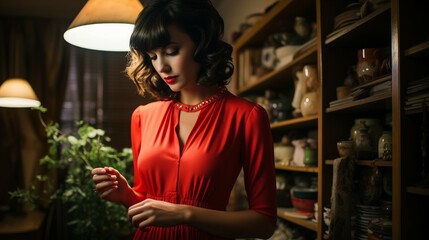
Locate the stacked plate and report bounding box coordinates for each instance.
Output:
[333,2,361,30]
[367,217,392,240]
[354,204,385,240]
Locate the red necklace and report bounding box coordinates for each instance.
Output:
[173,87,228,112]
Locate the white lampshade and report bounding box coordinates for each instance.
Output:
[63,0,144,52]
[0,78,41,108]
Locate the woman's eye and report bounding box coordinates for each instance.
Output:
[166,49,179,56]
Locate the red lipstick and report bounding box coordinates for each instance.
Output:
[164,76,178,85]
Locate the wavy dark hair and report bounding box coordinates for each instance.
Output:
[125,0,234,100]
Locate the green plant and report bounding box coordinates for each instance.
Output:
[10,106,134,239]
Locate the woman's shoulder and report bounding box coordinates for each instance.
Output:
[132,101,170,118]
[224,91,265,113]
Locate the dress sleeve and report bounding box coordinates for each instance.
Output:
[129,106,146,203]
[242,104,277,224]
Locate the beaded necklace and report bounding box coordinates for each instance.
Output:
[173,87,228,112]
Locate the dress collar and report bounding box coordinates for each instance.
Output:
[173,87,228,112]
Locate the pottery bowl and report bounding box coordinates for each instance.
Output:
[275,45,300,61]
[291,187,318,200]
[291,195,316,214]
[337,140,354,157]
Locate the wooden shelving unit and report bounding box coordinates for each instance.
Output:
[275,164,318,173]
[325,159,392,167]
[277,208,318,231]
[231,0,427,238]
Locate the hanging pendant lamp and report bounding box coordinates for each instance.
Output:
[63,0,143,52]
[0,78,41,108]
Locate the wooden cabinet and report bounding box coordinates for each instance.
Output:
[394,1,429,239]
[231,0,427,239]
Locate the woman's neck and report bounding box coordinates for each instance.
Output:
[179,85,220,106]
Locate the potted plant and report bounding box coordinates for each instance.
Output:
[10,107,135,239]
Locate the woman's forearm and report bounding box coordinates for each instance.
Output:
[182,205,275,239]
[122,186,145,208]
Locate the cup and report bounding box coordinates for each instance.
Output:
[337,140,354,158]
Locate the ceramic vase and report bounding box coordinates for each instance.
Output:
[292,139,307,166]
[350,118,383,153]
[300,91,319,117]
[356,48,382,84]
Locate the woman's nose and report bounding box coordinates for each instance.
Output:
[155,58,171,73]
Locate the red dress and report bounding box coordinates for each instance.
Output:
[129,88,276,240]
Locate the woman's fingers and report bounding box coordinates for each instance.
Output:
[95,180,118,191]
[129,207,154,228]
[91,167,106,175]
[92,173,117,183]
[92,167,119,196]
[100,186,118,198]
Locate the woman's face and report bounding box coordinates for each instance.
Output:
[146,25,201,92]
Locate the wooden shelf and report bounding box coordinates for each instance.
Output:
[325,159,392,167]
[406,186,429,196]
[404,40,429,57]
[405,107,429,115]
[233,0,316,51]
[326,92,392,113]
[238,45,317,95]
[350,75,392,92]
[275,164,318,173]
[324,4,391,47]
[277,208,318,231]
[271,115,318,130]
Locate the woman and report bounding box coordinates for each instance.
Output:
[91,0,276,239]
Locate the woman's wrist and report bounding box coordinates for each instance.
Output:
[179,204,193,224]
[122,185,141,207]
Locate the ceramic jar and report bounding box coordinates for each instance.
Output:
[303,146,317,166]
[378,131,392,160]
[356,48,382,84]
[355,125,373,159]
[350,118,383,153]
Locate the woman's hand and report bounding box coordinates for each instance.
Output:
[128,199,189,229]
[91,167,131,203]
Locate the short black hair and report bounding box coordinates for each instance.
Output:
[126,0,234,100]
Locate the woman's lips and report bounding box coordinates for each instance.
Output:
[164,76,178,85]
